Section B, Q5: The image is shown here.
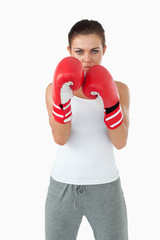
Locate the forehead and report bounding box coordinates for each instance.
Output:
[71,34,102,49]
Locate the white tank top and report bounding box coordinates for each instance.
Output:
[51,96,119,185]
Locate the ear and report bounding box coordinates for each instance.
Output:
[103,45,107,55]
[67,46,71,55]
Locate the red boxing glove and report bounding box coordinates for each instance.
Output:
[82,65,123,129]
[52,57,84,123]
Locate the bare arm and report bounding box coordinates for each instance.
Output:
[45,83,71,145]
[107,82,130,149]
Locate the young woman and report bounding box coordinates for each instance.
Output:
[45,19,130,240]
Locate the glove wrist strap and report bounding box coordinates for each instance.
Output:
[52,99,72,124]
[104,102,123,129]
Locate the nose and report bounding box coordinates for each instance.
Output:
[84,52,91,63]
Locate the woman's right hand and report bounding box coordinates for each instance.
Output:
[52,57,84,124]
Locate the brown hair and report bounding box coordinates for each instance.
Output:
[68,19,106,48]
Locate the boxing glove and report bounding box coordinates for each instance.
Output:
[82,65,123,129]
[52,57,84,123]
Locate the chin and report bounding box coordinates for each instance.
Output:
[84,68,90,75]
[84,70,88,77]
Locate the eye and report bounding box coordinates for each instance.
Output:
[91,49,99,54]
[75,50,83,54]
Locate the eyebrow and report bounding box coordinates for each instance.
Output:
[73,47,101,50]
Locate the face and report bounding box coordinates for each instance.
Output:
[67,34,107,73]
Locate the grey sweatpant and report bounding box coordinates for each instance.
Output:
[45,177,128,240]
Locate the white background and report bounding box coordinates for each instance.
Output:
[0,0,160,239]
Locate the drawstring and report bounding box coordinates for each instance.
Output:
[73,185,85,209]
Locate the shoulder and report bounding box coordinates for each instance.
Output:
[115,81,129,94]
[115,81,130,98]
[115,81,130,107]
[45,83,53,108]
[45,83,52,98]
[46,82,52,94]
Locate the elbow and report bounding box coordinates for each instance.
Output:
[52,132,69,146]
[55,141,66,146]
[114,139,127,150]
[51,128,69,146]
[115,144,125,150]
[53,137,67,146]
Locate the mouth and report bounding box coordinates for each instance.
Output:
[83,66,91,70]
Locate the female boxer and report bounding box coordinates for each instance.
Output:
[45,19,130,240]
